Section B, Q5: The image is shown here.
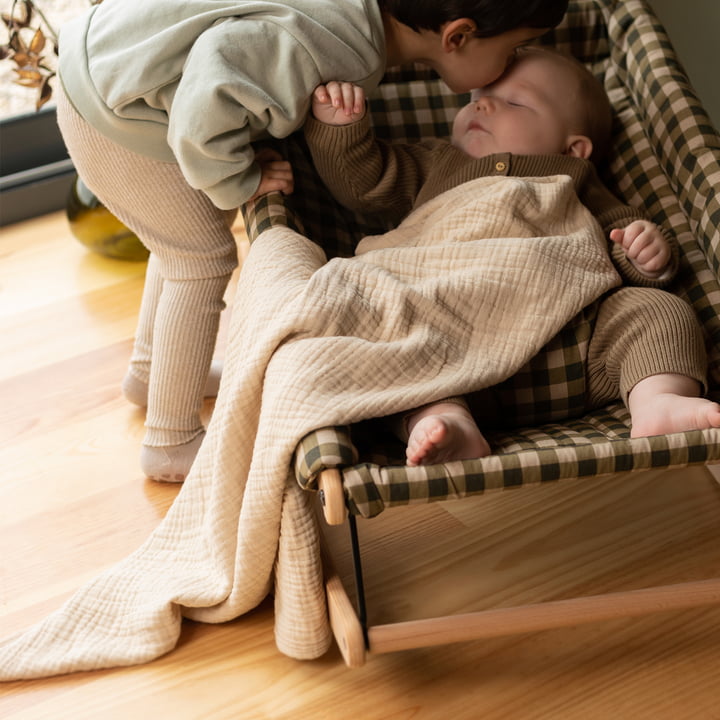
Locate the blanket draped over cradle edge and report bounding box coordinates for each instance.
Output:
[0,175,621,679]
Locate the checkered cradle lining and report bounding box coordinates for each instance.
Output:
[242,0,720,517]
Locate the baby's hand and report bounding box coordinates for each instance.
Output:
[311,81,366,126]
[248,148,294,202]
[609,220,671,278]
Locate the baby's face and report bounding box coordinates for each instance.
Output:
[451,52,584,159]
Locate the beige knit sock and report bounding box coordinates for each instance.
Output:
[140,432,205,483]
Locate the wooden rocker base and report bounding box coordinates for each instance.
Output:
[318,468,720,668]
[364,580,720,656]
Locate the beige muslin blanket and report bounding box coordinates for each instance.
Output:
[0,175,620,679]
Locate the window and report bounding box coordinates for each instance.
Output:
[0,0,88,226]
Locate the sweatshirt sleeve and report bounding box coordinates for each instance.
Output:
[167,20,321,209]
[304,112,437,223]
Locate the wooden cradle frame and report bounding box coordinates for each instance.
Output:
[242,0,720,666]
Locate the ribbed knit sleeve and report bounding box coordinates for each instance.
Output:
[603,217,680,287]
[304,114,441,223]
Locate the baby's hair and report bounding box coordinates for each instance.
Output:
[518,46,613,164]
[378,0,569,37]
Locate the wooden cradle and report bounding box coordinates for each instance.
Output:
[242,0,720,666]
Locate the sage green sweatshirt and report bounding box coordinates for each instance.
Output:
[59,0,386,209]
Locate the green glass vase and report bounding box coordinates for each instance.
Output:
[66,177,149,261]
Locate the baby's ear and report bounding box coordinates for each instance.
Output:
[565,135,593,159]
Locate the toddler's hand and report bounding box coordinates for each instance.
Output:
[248,148,294,201]
[609,220,671,278]
[311,81,366,126]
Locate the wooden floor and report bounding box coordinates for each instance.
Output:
[1,211,720,718]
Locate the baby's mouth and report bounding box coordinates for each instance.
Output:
[468,121,488,133]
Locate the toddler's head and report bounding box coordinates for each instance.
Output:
[379,0,568,37]
[379,0,570,92]
[451,46,613,164]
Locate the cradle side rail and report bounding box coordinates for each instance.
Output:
[365,580,720,660]
[317,469,347,525]
[299,410,720,521]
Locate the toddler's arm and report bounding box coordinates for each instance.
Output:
[609,220,672,279]
[248,148,294,202]
[312,81,367,126]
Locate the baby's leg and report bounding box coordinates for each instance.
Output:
[406,401,491,466]
[586,287,714,438]
[122,268,229,482]
[628,374,720,437]
[123,358,224,408]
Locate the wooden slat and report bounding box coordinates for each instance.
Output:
[368,580,720,655]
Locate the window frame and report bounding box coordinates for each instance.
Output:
[0,106,76,226]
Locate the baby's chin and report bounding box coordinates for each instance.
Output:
[452,135,495,160]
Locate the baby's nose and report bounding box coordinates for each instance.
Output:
[475,96,494,113]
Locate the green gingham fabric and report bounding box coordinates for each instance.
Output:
[242,0,720,518]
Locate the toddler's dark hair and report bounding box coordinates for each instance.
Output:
[379,0,569,36]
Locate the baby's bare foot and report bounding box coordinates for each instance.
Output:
[630,394,720,437]
[406,408,490,466]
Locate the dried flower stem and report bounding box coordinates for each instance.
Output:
[22,0,57,44]
[2,0,99,109]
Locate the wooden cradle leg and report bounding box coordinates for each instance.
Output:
[318,468,347,525]
[316,469,366,665]
[319,528,367,668]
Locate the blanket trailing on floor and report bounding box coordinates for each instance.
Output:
[0,175,620,679]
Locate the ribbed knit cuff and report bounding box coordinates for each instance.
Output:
[618,297,708,402]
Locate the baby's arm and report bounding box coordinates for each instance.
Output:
[609,220,672,279]
[305,81,432,221]
[311,81,367,126]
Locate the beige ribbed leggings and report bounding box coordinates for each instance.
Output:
[56,89,239,449]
